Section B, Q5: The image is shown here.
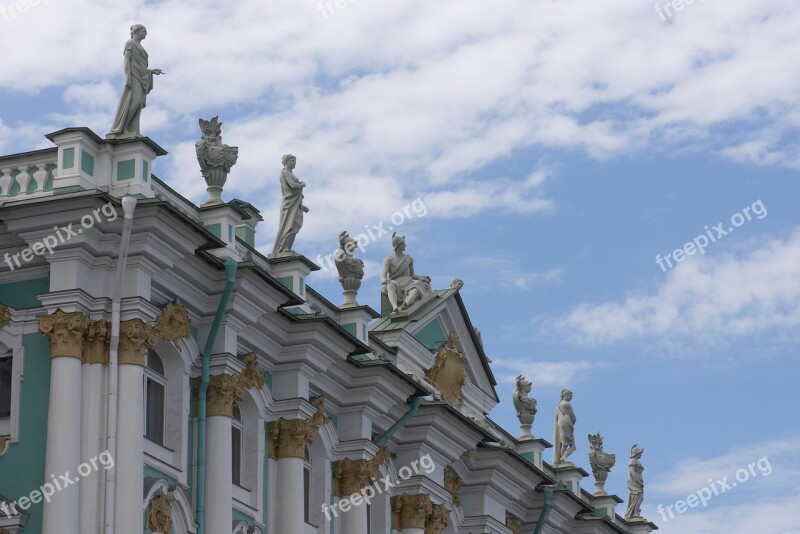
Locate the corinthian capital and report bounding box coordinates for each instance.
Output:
[506,517,523,534]
[207,373,246,417]
[391,494,433,530]
[333,447,391,496]
[0,303,10,328]
[37,309,90,359]
[118,319,158,366]
[425,504,450,534]
[83,320,111,364]
[268,396,330,459]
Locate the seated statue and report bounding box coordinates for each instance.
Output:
[381,233,432,314]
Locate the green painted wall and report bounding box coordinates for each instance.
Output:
[0,333,52,534]
[0,278,49,309]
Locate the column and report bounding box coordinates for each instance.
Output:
[80,320,110,534]
[115,319,157,534]
[391,494,432,534]
[269,397,329,534]
[205,373,245,534]
[333,448,390,534]
[38,310,89,534]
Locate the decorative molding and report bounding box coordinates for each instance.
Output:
[145,493,173,533]
[425,331,467,405]
[0,436,10,456]
[207,373,246,417]
[506,516,523,534]
[444,466,463,507]
[0,303,10,328]
[118,319,158,366]
[239,352,266,389]
[425,504,450,534]
[267,395,330,459]
[37,309,90,359]
[154,300,191,349]
[82,320,110,365]
[333,447,391,496]
[391,494,433,530]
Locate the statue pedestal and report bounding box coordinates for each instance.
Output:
[552,463,589,497]
[621,516,658,534]
[515,438,551,470]
[198,202,249,259]
[267,253,319,301]
[336,304,379,345]
[590,494,622,523]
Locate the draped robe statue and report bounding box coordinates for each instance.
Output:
[272,154,309,255]
[108,24,163,139]
[552,389,577,465]
[624,445,645,519]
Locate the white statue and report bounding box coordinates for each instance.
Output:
[380,233,432,315]
[552,389,576,465]
[624,445,645,520]
[272,154,309,255]
[512,375,537,440]
[195,117,239,206]
[108,24,164,139]
[335,231,365,307]
[588,432,616,496]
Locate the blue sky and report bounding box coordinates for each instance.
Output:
[1,1,799,531]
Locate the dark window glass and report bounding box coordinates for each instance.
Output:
[145,378,165,444]
[0,357,11,418]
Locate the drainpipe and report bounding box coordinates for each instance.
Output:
[374,395,424,447]
[533,486,556,534]
[196,258,238,534]
[104,196,137,534]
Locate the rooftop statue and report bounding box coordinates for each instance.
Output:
[108,24,163,139]
[553,388,577,465]
[272,154,308,255]
[512,375,537,440]
[335,231,365,307]
[588,432,616,496]
[195,117,239,206]
[624,445,646,520]
[380,233,432,315]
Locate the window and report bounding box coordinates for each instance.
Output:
[144,351,166,445]
[304,445,311,524]
[232,402,243,486]
[0,354,11,418]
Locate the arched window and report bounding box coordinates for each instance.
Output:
[144,351,166,445]
[232,401,243,486]
[0,352,11,419]
[304,445,312,524]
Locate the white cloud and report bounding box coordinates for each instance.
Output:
[537,229,800,347]
[493,359,613,389]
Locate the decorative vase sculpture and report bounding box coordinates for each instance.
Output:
[588,432,616,496]
[334,231,365,307]
[195,117,239,206]
[512,375,537,440]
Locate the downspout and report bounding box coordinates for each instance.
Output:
[374,395,424,447]
[534,486,555,534]
[196,258,238,534]
[104,195,137,534]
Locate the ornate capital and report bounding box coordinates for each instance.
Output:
[0,303,10,328]
[37,309,90,359]
[207,373,246,417]
[118,319,158,366]
[82,320,111,365]
[154,301,191,349]
[239,352,265,390]
[268,396,330,459]
[425,331,467,405]
[506,517,523,534]
[391,494,433,530]
[425,504,450,534]
[145,494,173,533]
[444,466,463,507]
[333,447,391,496]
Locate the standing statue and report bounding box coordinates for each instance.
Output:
[624,445,645,520]
[335,231,365,307]
[552,389,576,465]
[272,154,309,255]
[380,233,432,315]
[195,117,239,206]
[588,433,616,496]
[108,24,164,139]
[512,375,537,440]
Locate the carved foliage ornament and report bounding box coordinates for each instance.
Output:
[83,320,111,365]
[37,309,90,358]
[391,494,433,530]
[333,447,391,496]
[0,303,10,328]
[206,373,246,418]
[119,319,158,366]
[444,466,463,507]
[425,331,468,405]
[154,301,191,350]
[145,494,173,533]
[268,395,330,459]
[506,517,523,534]
[425,504,450,534]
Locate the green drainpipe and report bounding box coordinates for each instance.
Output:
[196,258,238,534]
[374,395,424,447]
[534,486,555,534]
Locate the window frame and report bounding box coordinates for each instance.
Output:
[143,350,167,447]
